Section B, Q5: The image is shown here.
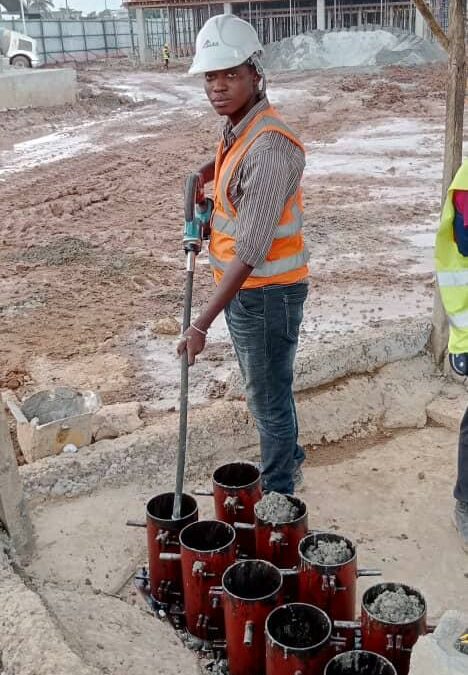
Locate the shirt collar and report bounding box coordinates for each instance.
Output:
[223,96,270,148]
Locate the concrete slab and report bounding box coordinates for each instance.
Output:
[0,68,77,110]
[427,396,466,432]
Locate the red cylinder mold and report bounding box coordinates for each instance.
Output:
[213,462,262,556]
[265,603,334,675]
[221,559,282,675]
[255,495,308,569]
[180,520,237,641]
[146,492,198,607]
[325,650,397,675]
[298,533,381,627]
[298,532,358,622]
[361,583,427,675]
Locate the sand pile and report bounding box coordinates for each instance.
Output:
[369,587,424,622]
[304,538,352,565]
[255,492,299,523]
[263,29,446,72]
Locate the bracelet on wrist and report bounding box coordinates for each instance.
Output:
[191,323,207,336]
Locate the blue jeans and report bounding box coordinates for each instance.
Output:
[455,407,468,503]
[224,282,308,494]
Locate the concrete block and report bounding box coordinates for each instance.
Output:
[427,397,466,432]
[8,388,100,463]
[92,402,143,441]
[409,610,468,674]
[0,404,32,558]
[0,67,77,111]
[379,358,440,429]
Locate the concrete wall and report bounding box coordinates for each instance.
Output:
[0,67,77,110]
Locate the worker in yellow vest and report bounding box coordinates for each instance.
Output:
[177,15,310,494]
[162,44,170,70]
[435,160,468,552]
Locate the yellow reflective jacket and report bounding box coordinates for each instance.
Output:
[435,161,468,353]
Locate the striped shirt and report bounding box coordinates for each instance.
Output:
[221,97,306,268]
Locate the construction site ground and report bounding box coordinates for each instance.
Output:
[20,423,468,675]
[0,59,445,410]
[1,59,467,675]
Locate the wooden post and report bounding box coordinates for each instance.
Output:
[431,0,466,363]
[0,403,33,559]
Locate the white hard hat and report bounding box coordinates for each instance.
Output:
[189,14,263,75]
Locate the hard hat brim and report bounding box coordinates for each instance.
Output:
[188,53,251,75]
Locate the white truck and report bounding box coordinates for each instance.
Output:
[0,26,40,67]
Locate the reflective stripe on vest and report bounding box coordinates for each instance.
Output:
[209,249,310,278]
[211,203,303,240]
[448,310,468,329]
[437,270,468,287]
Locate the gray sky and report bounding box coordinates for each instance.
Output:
[58,0,124,14]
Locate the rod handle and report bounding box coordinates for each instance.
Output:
[331,635,348,647]
[357,569,382,577]
[126,520,147,528]
[280,568,299,577]
[333,620,361,630]
[244,620,254,646]
[159,553,181,561]
[233,522,255,531]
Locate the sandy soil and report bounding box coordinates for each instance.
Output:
[0,61,449,413]
[24,424,468,674]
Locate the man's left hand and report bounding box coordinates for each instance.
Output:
[177,326,206,366]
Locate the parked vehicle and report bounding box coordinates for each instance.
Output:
[0,26,40,67]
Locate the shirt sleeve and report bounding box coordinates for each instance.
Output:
[235,146,295,268]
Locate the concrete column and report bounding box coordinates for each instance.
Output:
[388,5,394,26]
[135,7,151,64]
[223,2,233,13]
[415,8,425,37]
[316,0,326,30]
[357,7,362,26]
[0,402,32,560]
[327,9,332,29]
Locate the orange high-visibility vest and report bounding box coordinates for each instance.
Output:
[209,106,309,289]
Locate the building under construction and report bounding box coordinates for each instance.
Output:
[123,0,448,61]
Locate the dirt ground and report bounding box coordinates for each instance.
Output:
[24,423,468,675]
[0,60,448,412]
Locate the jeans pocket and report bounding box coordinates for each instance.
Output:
[236,290,265,320]
[284,291,306,341]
